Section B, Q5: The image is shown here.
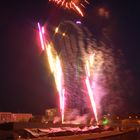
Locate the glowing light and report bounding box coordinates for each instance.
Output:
[85,77,98,123]
[37,21,106,125]
[85,61,90,77]
[37,22,65,123]
[46,44,65,123]
[76,21,81,24]
[85,0,89,4]
[71,2,84,17]
[103,118,109,125]
[35,20,128,127]
[98,8,110,19]
[49,0,86,16]
[89,53,95,67]
[46,44,55,73]
[37,22,45,50]
[42,27,45,34]
[85,55,98,123]
[62,33,65,36]
[55,27,59,33]
[117,116,119,120]
[62,88,65,123]
[55,56,63,93]
[54,57,65,123]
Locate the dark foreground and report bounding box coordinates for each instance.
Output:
[20,130,140,140]
[0,129,139,140]
[0,122,140,140]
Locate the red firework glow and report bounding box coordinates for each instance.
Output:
[49,0,89,16]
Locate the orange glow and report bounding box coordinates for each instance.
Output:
[55,27,59,33]
[89,53,95,67]
[49,0,85,16]
[98,8,110,19]
[62,33,65,36]
[86,60,90,77]
[71,1,84,17]
[46,43,65,123]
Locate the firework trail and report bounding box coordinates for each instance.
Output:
[85,56,98,123]
[38,23,45,50]
[38,23,65,123]
[49,0,89,16]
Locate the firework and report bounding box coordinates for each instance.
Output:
[38,23,65,123]
[36,20,130,124]
[38,23,45,50]
[85,59,98,123]
[49,0,89,16]
[49,21,98,124]
[37,21,101,123]
[46,44,65,123]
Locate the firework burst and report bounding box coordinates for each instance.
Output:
[49,0,89,16]
[35,18,134,125]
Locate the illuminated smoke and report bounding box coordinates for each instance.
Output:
[37,20,133,122]
[52,21,100,118]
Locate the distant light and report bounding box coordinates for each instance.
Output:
[76,21,81,24]
[98,8,110,19]
[107,113,110,116]
[62,33,65,36]
[55,27,59,33]
[117,116,119,120]
[103,118,109,125]
[129,116,132,119]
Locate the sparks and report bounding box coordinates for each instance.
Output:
[49,0,88,16]
[37,23,45,50]
[37,21,102,124]
[46,44,65,123]
[85,76,98,123]
[85,56,98,123]
[55,56,65,123]
[71,1,84,17]
[38,22,65,123]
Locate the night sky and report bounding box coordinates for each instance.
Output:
[0,0,140,115]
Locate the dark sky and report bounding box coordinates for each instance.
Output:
[0,0,140,115]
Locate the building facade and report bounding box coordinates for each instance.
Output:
[0,112,32,123]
